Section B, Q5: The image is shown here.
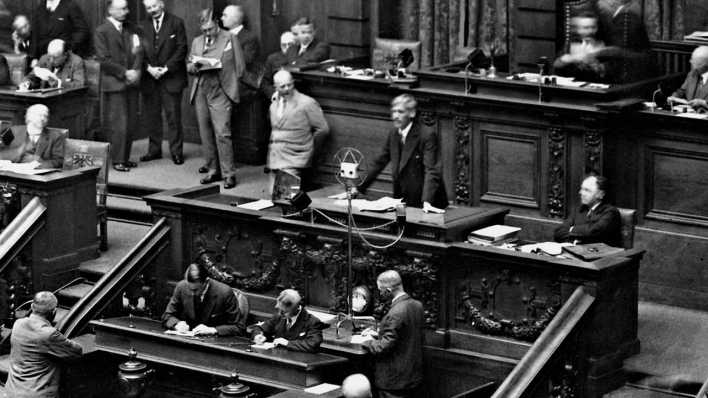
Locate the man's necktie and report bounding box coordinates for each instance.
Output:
[298,46,306,55]
[276,97,286,119]
[154,18,161,33]
[204,38,212,51]
[286,318,293,330]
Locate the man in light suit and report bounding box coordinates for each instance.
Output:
[0,104,65,169]
[668,46,708,112]
[23,39,85,89]
[188,8,245,189]
[94,0,143,172]
[287,17,330,67]
[5,291,83,398]
[139,0,188,165]
[31,0,90,60]
[353,94,447,212]
[360,270,424,398]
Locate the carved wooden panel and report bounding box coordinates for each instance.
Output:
[548,128,567,219]
[455,117,473,205]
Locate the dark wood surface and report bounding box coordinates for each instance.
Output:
[0,87,88,139]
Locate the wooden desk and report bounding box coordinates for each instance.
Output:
[0,87,87,138]
[0,167,98,290]
[91,317,348,390]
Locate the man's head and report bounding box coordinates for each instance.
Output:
[273,70,295,99]
[198,8,219,40]
[107,0,130,22]
[275,289,302,317]
[25,104,50,129]
[143,0,165,19]
[690,46,708,74]
[13,15,31,39]
[31,291,58,322]
[293,17,315,47]
[184,263,209,294]
[376,270,403,301]
[280,31,296,54]
[46,39,67,68]
[221,5,244,30]
[341,373,372,398]
[579,174,608,207]
[572,12,598,40]
[390,94,417,130]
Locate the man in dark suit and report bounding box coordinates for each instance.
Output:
[262,31,296,99]
[94,0,143,172]
[286,17,330,67]
[188,8,245,189]
[668,46,708,112]
[162,262,246,336]
[11,15,33,55]
[554,174,622,247]
[252,289,326,353]
[5,291,83,398]
[23,39,85,90]
[221,5,261,99]
[353,94,446,211]
[139,0,188,165]
[361,270,424,398]
[1,104,66,169]
[31,0,90,60]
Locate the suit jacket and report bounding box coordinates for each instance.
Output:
[32,51,85,89]
[261,51,289,99]
[31,0,90,59]
[5,314,82,398]
[267,90,329,170]
[188,29,245,104]
[139,12,188,94]
[363,294,424,390]
[5,126,66,168]
[94,20,143,93]
[162,278,246,336]
[672,70,708,101]
[0,55,8,86]
[554,202,622,247]
[234,27,262,98]
[252,308,326,353]
[286,38,330,67]
[360,120,446,208]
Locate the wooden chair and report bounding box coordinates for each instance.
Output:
[618,207,637,249]
[63,138,111,251]
[2,53,28,86]
[372,38,422,71]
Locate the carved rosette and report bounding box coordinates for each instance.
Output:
[583,130,603,175]
[548,128,567,219]
[419,111,437,127]
[454,116,472,205]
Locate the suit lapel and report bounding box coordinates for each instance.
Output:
[36,130,50,158]
[182,288,196,321]
[199,285,217,324]
[398,122,419,172]
[154,14,171,53]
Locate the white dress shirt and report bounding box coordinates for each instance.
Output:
[398,122,413,144]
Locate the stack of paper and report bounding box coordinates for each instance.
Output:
[237,199,274,211]
[468,225,521,245]
[304,383,340,394]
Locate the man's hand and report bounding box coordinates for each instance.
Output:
[174,321,190,333]
[187,63,198,75]
[192,324,218,336]
[360,327,378,338]
[423,202,445,214]
[146,65,160,79]
[253,333,267,345]
[125,69,139,85]
[27,160,41,170]
[273,337,289,347]
[688,98,708,111]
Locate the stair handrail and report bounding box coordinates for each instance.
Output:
[491,285,596,398]
[57,217,170,338]
[697,376,708,398]
[0,197,46,274]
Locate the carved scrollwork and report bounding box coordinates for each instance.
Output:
[548,128,567,219]
[583,130,603,175]
[0,183,20,230]
[551,363,579,398]
[454,116,472,205]
[419,111,437,127]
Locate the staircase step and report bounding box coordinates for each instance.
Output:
[78,261,113,282]
[56,283,95,306]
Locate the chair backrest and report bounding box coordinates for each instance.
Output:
[2,53,28,86]
[618,207,637,249]
[561,0,596,52]
[63,138,111,197]
[372,38,422,71]
[47,127,69,138]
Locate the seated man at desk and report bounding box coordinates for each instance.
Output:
[251,288,326,353]
[668,46,708,112]
[286,17,330,67]
[553,12,607,81]
[349,94,446,212]
[162,262,246,336]
[0,104,65,168]
[554,174,622,247]
[21,39,85,90]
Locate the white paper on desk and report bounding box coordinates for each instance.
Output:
[251,342,276,350]
[520,242,573,255]
[335,197,403,212]
[237,199,274,211]
[304,383,340,394]
[165,329,197,337]
[350,334,373,344]
[346,74,374,80]
[675,112,708,120]
[0,163,57,175]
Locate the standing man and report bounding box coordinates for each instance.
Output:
[286,17,330,67]
[95,0,143,172]
[221,5,260,97]
[360,270,424,398]
[262,31,296,99]
[31,0,90,60]
[139,0,188,165]
[188,8,245,189]
[4,291,83,398]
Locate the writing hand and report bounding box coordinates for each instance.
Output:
[253,333,267,345]
[360,328,378,338]
[174,321,190,333]
[688,99,708,110]
[192,324,218,336]
[273,337,289,347]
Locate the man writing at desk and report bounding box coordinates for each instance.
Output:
[0,104,65,169]
[21,39,85,90]
[668,46,708,112]
[252,289,326,353]
[162,262,246,336]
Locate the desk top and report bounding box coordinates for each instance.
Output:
[0,86,86,99]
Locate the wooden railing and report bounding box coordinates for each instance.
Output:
[696,376,708,398]
[0,197,46,274]
[491,285,596,398]
[57,217,170,338]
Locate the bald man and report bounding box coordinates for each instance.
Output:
[361,271,424,398]
[262,31,296,99]
[251,289,326,353]
[342,374,372,398]
[24,39,85,89]
[12,15,33,55]
[669,46,708,112]
[5,291,83,398]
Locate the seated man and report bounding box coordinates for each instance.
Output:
[251,289,326,353]
[286,17,330,67]
[162,262,246,336]
[668,46,708,112]
[553,12,607,81]
[262,31,296,99]
[21,39,85,90]
[554,174,622,247]
[0,104,65,168]
[11,15,32,55]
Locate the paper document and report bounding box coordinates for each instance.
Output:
[304,383,340,394]
[237,199,274,211]
[165,329,197,337]
[519,242,573,256]
[250,342,276,350]
[0,162,57,175]
[332,197,403,212]
[191,55,222,70]
[350,334,373,344]
[675,112,708,120]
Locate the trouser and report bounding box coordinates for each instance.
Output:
[102,88,139,164]
[142,83,184,157]
[194,73,236,178]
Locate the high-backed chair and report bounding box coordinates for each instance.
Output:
[84,58,102,141]
[63,138,111,251]
[618,208,637,249]
[3,53,28,86]
[372,38,422,71]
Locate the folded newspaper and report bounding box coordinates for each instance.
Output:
[333,197,404,212]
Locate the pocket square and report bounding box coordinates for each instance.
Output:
[299,332,305,336]
[57,17,65,21]
[170,34,176,38]
[224,41,232,51]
